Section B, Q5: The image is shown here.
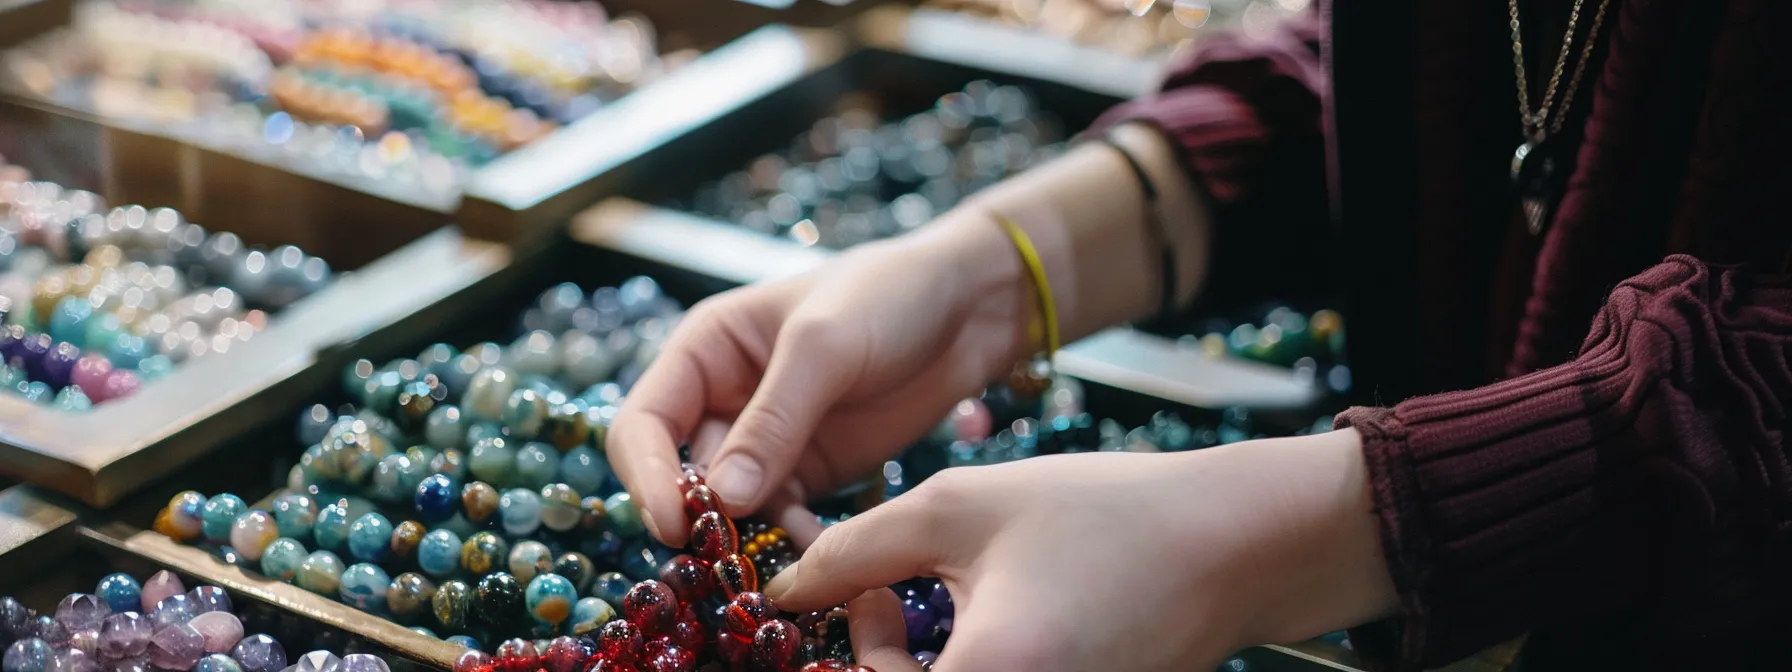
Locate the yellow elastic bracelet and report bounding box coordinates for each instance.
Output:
[991,212,1060,359]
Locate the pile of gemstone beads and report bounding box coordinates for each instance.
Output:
[1179,306,1349,393]
[677,81,1069,250]
[0,158,333,409]
[0,568,394,672]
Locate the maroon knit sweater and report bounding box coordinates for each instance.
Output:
[1100,0,1792,670]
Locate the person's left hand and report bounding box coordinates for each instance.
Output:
[767,430,1400,672]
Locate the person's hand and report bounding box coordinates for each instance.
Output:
[609,215,1034,546]
[765,430,1401,672]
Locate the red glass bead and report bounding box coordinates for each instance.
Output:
[623,580,679,634]
[586,659,641,672]
[671,615,707,653]
[711,554,758,598]
[494,638,540,672]
[660,554,715,605]
[723,592,776,641]
[455,650,496,672]
[715,631,748,664]
[639,637,696,672]
[691,512,738,563]
[598,619,644,663]
[683,485,723,522]
[751,620,800,672]
[796,663,848,672]
[542,635,590,672]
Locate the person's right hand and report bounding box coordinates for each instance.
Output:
[608,214,1034,546]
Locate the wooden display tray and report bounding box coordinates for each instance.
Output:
[0,229,510,508]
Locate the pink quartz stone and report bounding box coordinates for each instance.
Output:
[186,611,243,653]
[98,370,140,403]
[138,572,184,614]
[951,398,993,442]
[69,355,112,399]
[99,612,152,660]
[146,623,203,671]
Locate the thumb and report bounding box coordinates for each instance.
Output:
[763,483,967,611]
[707,316,858,514]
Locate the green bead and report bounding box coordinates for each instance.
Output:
[514,443,557,488]
[53,386,91,412]
[201,494,247,543]
[524,573,576,627]
[558,446,611,496]
[425,406,465,452]
[259,538,307,582]
[314,502,351,551]
[296,550,346,595]
[84,312,126,354]
[468,437,517,487]
[343,359,377,403]
[48,296,92,347]
[502,389,549,439]
[136,355,174,382]
[431,580,473,630]
[603,492,643,538]
[462,366,518,421]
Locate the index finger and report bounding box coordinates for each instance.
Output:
[608,342,707,546]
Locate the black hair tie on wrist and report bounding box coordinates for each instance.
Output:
[1094,134,1179,327]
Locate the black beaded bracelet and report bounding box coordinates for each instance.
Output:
[1094,134,1179,326]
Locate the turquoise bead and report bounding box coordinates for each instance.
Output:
[514,443,557,488]
[20,381,50,404]
[568,597,615,636]
[0,367,22,392]
[558,446,611,496]
[84,312,125,355]
[48,296,92,346]
[314,501,351,552]
[260,538,308,581]
[136,355,175,382]
[339,563,391,612]
[603,492,643,538]
[394,450,430,494]
[296,551,345,595]
[424,406,465,451]
[108,335,148,370]
[271,494,316,538]
[462,366,518,421]
[468,437,517,487]
[53,386,91,412]
[502,389,549,439]
[524,573,576,627]
[417,529,461,578]
[347,513,393,563]
[201,494,247,543]
[445,635,480,651]
[95,573,142,614]
[590,572,631,612]
[499,488,542,537]
[464,422,507,449]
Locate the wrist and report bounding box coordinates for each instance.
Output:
[905,209,1039,366]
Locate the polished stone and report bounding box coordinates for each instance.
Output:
[498,489,541,537]
[53,594,109,632]
[604,493,642,538]
[345,513,392,564]
[690,513,737,563]
[460,532,509,576]
[513,444,557,489]
[229,511,279,562]
[147,623,203,671]
[138,571,184,614]
[622,581,676,635]
[295,551,345,595]
[550,552,594,593]
[524,574,576,628]
[3,638,51,672]
[228,634,284,672]
[506,542,554,584]
[338,564,390,612]
[711,554,758,599]
[501,389,548,439]
[194,653,243,672]
[751,619,800,672]
[259,539,307,582]
[425,406,466,452]
[468,438,518,489]
[414,474,458,523]
[338,654,387,672]
[93,574,140,615]
[188,587,231,616]
[385,573,436,622]
[311,502,351,552]
[148,595,196,630]
[537,485,581,533]
[431,580,472,630]
[596,620,641,663]
[270,494,317,540]
[187,611,243,653]
[463,367,518,421]
[567,598,614,637]
[557,447,610,496]
[97,613,150,660]
[200,495,247,544]
[657,555,711,606]
[417,529,462,578]
[474,574,524,630]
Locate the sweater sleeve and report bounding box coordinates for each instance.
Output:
[1333,256,1792,670]
[1090,12,1332,312]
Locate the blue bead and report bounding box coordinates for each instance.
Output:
[338,563,391,612]
[313,502,351,552]
[417,529,462,578]
[136,355,174,382]
[201,494,247,543]
[94,573,141,614]
[524,573,577,627]
[260,538,308,582]
[346,513,393,563]
[590,572,632,612]
[514,443,558,489]
[445,635,480,651]
[498,488,542,537]
[568,597,615,637]
[603,492,642,538]
[47,296,92,348]
[271,494,318,539]
[3,637,52,672]
[84,312,126,355]
[414,474,458,522]
[467,437,517,488]
[107,335,150,370]
[558,446,611,496]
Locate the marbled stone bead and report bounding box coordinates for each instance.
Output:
[501,389,548,439]
[604,493,642,538]
[498,489,542,537]
[3,638,51,672]
[295,551,346,595]
[200,495,247,544]
[506,542,554,584]
[270,494,317,539]
[393,381,438,436]
[532,484,579,533]
[463,424,505,454]
[149,595,195,630]
[312,502,350,552]
[338,564,391,612]
[460,481,501,525]
[94,574,141,615]
[229,511,278,561]
[194,653,242,672]
[474,574,524,630]
[339,654,388,672]
[578,497,609,535]
[54,594,109,632]
[460,532,509,576]
[389,520,426,560]
[690,513,737,563]
[228,634,284,672]
[462,367,518,421]
[622,581,676,635]
[385,573,436,622]
[551,553,594,593]
[369,455,414,503]
[524,574,576,627]
[187,587,230,616]
[417,529,462,578]
[414,474,458,523]
[541,403,589,452]
[567,598,614,637]
[147,624,203,671]
[139,571,184,614]
[431,581,473,630]
[259,539,307,582]
[345,513,392,564]
[425,406,466,452]
[468,438,518,488]
[98,613,150,659]
[557,447,609,496]
[186,611,242,653]
[514,444,557,489]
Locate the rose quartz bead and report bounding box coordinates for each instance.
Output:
[138,572,184,614]
[69,355,111,399]
[99,370,140,403]
[951,398,992,442]
[146,623,203,670]
[186,611,242,653]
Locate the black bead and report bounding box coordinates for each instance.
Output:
[475,573,525,632]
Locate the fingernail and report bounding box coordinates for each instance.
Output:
[641,508,662,542]
[763,560,800,599]
[708,456,764,510]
